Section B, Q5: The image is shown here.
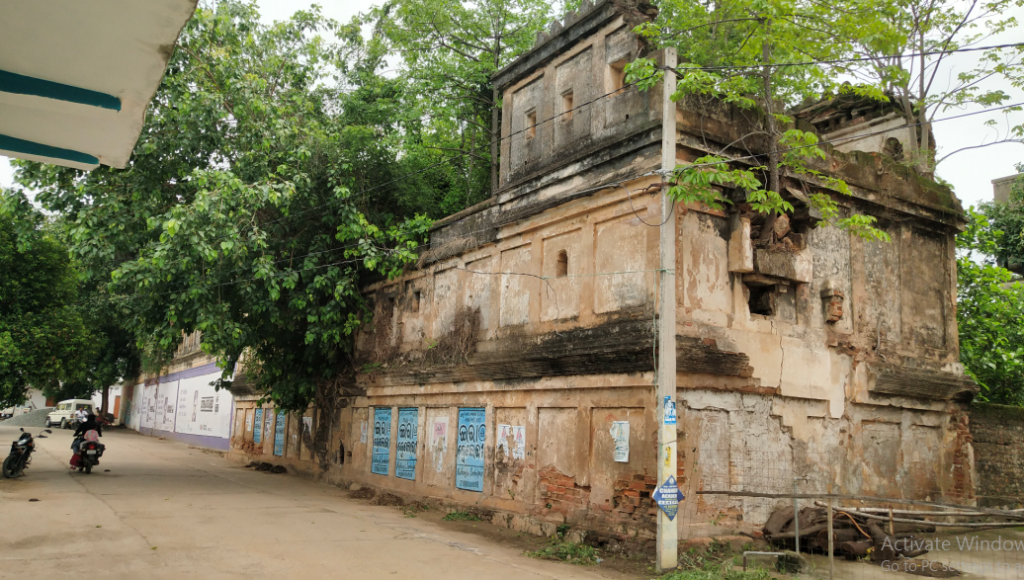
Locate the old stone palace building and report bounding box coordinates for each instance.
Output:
[161,0,977,543]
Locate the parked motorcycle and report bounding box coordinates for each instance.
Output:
[2,428,51,478]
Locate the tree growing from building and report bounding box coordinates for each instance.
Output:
[625,0,891,242]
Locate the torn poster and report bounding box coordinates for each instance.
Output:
[497,424,511,458]
[431,417,448,473]
[511,426,526,460]
[610,421,629,463]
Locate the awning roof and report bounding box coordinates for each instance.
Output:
[0,0,197,171]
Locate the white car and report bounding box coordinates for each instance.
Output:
[46,399,96,429]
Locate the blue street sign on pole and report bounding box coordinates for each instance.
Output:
[652,475,682,520]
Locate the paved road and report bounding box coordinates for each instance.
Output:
[0,425,628,580]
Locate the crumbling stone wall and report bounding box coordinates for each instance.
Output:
[969,404,1024,506]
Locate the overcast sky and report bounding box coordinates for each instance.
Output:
[2,0,1020,209]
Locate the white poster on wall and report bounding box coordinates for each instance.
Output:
[141,384,158,429]
[155,381,179,432]
[610,421,630,463]
[129,384,144,431]
[175,372,233,439]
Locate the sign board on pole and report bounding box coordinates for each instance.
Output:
[652,475,682,520]
[663,396,676,425]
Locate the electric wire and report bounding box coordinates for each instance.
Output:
[127,40,1023,275]
[663,42,1024,73]
[167,98,1024,285]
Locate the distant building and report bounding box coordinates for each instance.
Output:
[793,90,933,162]
[122,332,237,451]
[993,174,1021,205]
[992,173,1022,275]
[1,388,53,416]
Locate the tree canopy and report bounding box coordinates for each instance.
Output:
[11,0,551,415]
[0,194,98,407]
[956,206,1024,405]
[982,165,1024,270]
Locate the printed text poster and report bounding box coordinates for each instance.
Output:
[175,374,232,438]
[372,407,392,475]
[456,408,486,492]
[253,409,263,444]
[396,408,418,480]
[274,411,286,456]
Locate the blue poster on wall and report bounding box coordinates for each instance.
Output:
[273,410,286,456]
[372,407,392,475]
[396,408,418,480]
[456,408,486,492]
[253,409,264,445]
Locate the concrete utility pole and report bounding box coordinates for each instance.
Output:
[656,46,679,573]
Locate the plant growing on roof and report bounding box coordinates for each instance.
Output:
[625,0,891,243]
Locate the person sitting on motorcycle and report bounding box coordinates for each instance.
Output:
[71,413,103,455]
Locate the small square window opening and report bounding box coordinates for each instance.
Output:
[608,61,626,93]
[525,110,537,139]
[411,290,421,313]
[556,250,568,278]
[561,91,574,121]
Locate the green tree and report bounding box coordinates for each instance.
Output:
[833,0,1024,174]
[0,193,98,408]
[375,0,552,198]
[981,165,1024,270]
[626,0,889,242]
[956,208,1024,404]
[15,2,433,429]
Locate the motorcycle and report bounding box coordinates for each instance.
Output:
[2,428,51,478]
[73,437,104,474]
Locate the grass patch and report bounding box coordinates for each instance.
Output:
[527,540,599,565]
[442,511,482,522]
[401,502,430,518]
[656,541,777,580]
[659,563,777,580]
